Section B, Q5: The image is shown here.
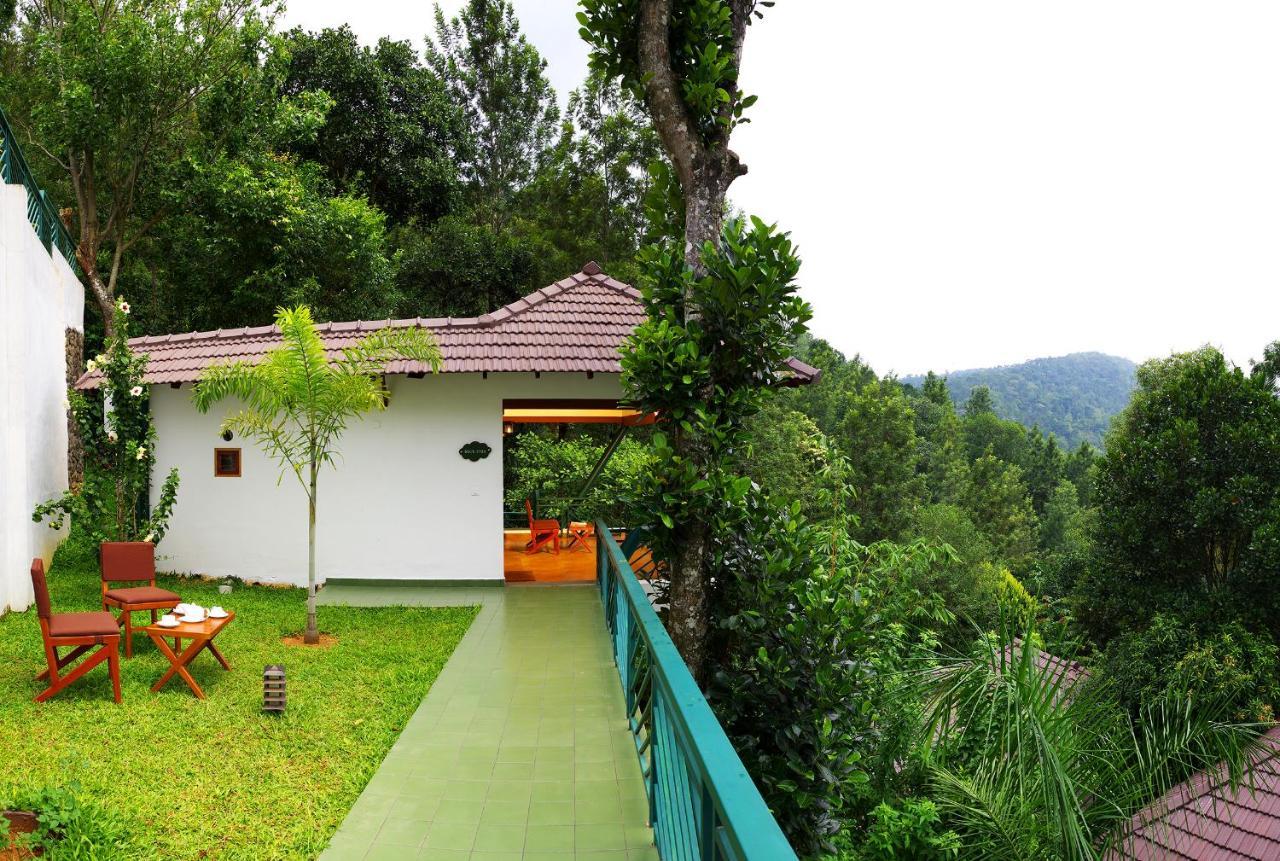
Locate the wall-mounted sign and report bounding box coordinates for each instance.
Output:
[459,441,492,462]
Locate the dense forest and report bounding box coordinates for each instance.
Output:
[5,0,1280,859]
[903,352,1137,448]
[0,1,663,345]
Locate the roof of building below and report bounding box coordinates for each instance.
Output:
[74,262,821,390]
[1107,726,1280,861]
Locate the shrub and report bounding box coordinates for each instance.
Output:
[708,490,951,855]
[33,300,179,545]
[1100,614,1280,722]
[857,798,960,860]
[4,782,131,860]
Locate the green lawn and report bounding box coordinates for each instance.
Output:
[0,538,478,860]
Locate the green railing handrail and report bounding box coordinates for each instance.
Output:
[0,105,82,278]
[595,520,797,861]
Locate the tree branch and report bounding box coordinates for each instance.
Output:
[636,0,704,192]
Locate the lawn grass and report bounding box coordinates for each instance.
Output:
[0,537,478,860]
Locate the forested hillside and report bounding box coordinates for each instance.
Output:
[904,352,1136,447]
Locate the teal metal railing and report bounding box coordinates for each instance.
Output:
[0,106,82,277]
[595,521,797,861]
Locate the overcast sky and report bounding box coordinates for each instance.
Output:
[281,1,1280,376]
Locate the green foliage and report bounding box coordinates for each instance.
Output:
[914,627,1270,861]
[855,798,960,861]
[428,0,559,215]
[388,215,539,318]
[1099,614,1280,723]
[579,0,756,141]
[1079,347,1280,641]
[709,490,951,855]
[502,431,653,526]
[280,25,465,222]
[961,453,1038,571]
[193,306,440,639]
[33,302,180,545]
[738,400,838,522]
[904,353,1138,448]
[4,782,130,860]
[838,379,926,541]
[620,214,810,573]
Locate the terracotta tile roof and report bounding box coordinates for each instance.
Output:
[1107,727,1280,861]
[74,262,823,390]
[1004,638,1092,695]
[76,263,645,389]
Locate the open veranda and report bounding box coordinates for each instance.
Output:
[0,535,477,860]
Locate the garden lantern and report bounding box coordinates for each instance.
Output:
[263,664,286,714]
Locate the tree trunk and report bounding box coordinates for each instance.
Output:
[305,464,319,644]
[635,0,751,685]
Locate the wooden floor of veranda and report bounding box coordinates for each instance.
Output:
[503,529,598,584]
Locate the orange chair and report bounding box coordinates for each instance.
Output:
[525,499,560,555]
[100,542,180,658]
[30,558,121,703]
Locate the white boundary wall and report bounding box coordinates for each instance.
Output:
[151,371,623,585]
[0,183,84,612]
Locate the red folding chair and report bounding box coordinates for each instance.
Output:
[525,499,560,555]
[101,542,180,658]
[30,558,122,704]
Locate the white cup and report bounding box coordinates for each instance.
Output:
[210,606,226,617]
[160,613,178,626]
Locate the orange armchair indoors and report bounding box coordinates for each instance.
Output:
[100,541,181,658]
[524,499,560,555]
[30,558,121,703]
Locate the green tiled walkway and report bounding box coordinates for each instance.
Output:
[317,584,657,861]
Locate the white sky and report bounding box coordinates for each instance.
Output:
[281,0,1280,376]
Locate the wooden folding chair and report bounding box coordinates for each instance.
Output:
[101,542,180,658]
[525,499,560,555]
[30,558,122,704]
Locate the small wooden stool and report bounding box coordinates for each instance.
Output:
[565,521,595,552]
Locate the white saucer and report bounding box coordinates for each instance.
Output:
[208,611,228,619]
[158,619,179,628]
[179,615,205,624]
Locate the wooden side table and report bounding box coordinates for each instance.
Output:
[565,521,595,553]
[144,613,234,699]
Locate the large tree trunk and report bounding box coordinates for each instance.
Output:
[636,0,750,684]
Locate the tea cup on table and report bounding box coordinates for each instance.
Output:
[209,606,228,619]
[159,613,179,627]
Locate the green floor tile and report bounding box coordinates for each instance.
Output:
[316,587,654,861]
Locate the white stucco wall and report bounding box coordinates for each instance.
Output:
[151,372,623,585]
[0,183,84,613]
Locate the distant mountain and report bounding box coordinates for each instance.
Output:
[904,352,1138,448]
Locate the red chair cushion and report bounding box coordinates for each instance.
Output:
[48,611,120,638]
[105,586,180,605]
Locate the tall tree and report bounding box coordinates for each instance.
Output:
[1078,347,1280,641]
[1,0,270,334]
[280,26,466,222]
[839,380,926,540]
[582,0,791,676]
[427,0,558,222]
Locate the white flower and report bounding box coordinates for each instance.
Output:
[95,354,106,366]
[86,359,97,372]
[117,299,130,315]
[107,430,118,442]
[144,533,154,543]
[130,385,143,397]
[136,447,146,460]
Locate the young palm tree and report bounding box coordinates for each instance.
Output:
[914,626,1271,860]
[193,306,441,643]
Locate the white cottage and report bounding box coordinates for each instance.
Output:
[76,263,818,587]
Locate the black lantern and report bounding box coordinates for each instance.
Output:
[263,664,286,714]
